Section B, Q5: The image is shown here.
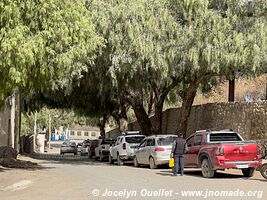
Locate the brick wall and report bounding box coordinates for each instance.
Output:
[106,101,267,140]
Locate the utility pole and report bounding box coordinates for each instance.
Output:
[10,92,16,148]
[49,114,51,149]
[33,112,37,152]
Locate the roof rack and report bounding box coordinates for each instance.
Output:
[196,129,211,133]
[121,131,141,135]
[220,129,234,132]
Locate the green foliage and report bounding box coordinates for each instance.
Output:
[21,107,99,135]
[0,0,102,101]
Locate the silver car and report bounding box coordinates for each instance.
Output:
[133,135,177,169]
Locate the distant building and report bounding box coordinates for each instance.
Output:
[67,125,101,141]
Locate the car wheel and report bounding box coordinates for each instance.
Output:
[242,167,255,177]
[201,158,215,178]
[109,154,114,164]
[134,156,139,167]
[260,164,267,179]
[117,153,123,166]
[149,157,157,169]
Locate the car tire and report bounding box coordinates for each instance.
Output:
[117,153,123,166]
[134,156,139,167]
[109,154,114,164]
[149,157,157,169]
[260,164,267,179]
[201,158,215,178]
[242,167,255,177]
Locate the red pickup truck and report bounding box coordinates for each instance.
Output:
[184,129,262,178]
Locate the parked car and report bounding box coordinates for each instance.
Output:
[80,140,90,156]
[88,139,99,159]
[184,129,262,178]
[134,135,178,169]
[109,132,146,165]
[95,139,114,161]
[77,142,83,154]
[60,141,77,155]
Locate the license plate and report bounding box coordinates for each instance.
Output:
[236,164,249,169]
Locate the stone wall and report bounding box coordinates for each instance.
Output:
[106,101,267,140]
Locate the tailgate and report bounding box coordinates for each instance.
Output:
[223,143,258,161]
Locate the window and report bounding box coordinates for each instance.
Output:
[84,132,89,137]
[209,133,242,142]
[101,139,113,145]
[125,136,145,143]
[91,132,96,137]
[70,131,75,136]
[186,136,194,147]
[194,135,202,146]
[139,139,147,148]
[157,136,177,146]
[115,137,120,145]
[77,131,81,136]
[146,138,155,146]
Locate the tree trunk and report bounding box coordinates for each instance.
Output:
[99,124,105,139]
[228,78,235,102]
[112,110,128,133]
[179,87,197,136]
[130,96,151,136]
[153,96,165,134]
[97,114,109,138]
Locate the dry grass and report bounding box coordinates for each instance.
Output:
[194,74,267,105]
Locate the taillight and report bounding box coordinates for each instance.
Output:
[216,146,224,156]
[155,147,165,152]
[122,143,126,150]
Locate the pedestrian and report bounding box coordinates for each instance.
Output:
[171,133,188,176]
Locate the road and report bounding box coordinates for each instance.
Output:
[0,155,266,200]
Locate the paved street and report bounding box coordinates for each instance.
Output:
[0,155,266,200]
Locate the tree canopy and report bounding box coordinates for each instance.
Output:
[1,0,266,136]
[0,0,102,101]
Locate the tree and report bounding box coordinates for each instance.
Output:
[0,0,102,102]
[86,0,184,135]
[171,0,267,135]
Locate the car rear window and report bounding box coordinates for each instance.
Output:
[157,136,177,146]
[125,136,145,143]
[91,140,99,145]
[101,140,113,145]
[209,133,242,142]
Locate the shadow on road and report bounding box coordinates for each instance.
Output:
[38,159,113,166]
[156,169,247,179]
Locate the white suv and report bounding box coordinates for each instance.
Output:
[109,132,146,165]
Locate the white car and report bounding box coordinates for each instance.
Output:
[109,132,146,165]
[134,135,177,169]
[94,139,114,161]
[80,140,90,156]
